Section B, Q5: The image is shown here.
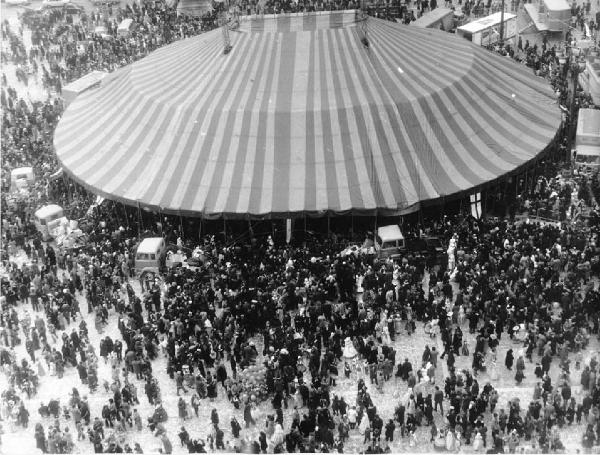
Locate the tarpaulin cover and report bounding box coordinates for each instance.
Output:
[53,14,561,218]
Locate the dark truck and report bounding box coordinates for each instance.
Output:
[407,236,445,267]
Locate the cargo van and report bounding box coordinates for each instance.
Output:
[10,167,34,194]
[134,237,166,277]
[573,108,600,173]
[375,225,406,259]
[34,204,67,241]
[117,18,136,37]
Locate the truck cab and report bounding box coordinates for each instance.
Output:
[134,237,167,278]
[34,204,67,241]
[573,108,600,174]
[10,167,34,194]
[375,225,406,259]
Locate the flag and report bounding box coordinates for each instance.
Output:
[470,192,482,219]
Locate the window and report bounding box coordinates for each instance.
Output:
[48,212,63,222]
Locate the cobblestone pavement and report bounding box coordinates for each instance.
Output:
[1,262,599,454]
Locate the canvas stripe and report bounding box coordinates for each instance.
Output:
[372,33,500,183]
[349,27,439,201]
[58,38,210,148]
[316,30,342,211]
[233,36,276,214]
[325,28,364,209]
[246,33,281,214]
[287,31,309,213]
[103,41,224,200]
[255,34,284,214]
[211,36,271,214]
[270,32,297,213]
[167,33,258,210]
[135,41,226,202]
[321,29,353,211]
[144,39,239,206]
[303,32,318,212]
[336,30,411,208]
[192,34,263,214]
[186,35,263,213]
[375,26,535,170]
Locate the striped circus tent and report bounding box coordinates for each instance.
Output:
[53,12,561,218]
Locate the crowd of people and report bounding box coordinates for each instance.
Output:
[1,0,600,452]
[2,164,600,453]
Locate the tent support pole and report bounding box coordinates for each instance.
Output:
[351,214,354,241]
[374,214,377,244]
[136,201,141,237]
[482,190,487,218]
[327,214,330,238]
[224,217,227,243]
[441,197,446,220]
[504,179,509,218]
[179,213,184,239]
[304,214,307,233]
[159,209,164,236]
[199,217,202,243]
[122,202,130,230]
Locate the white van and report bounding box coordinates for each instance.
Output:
[134,237,166,277]
[573,108,600,173]
[10,167,34,194]
[34,204,67,241]
[117,18,136,37]
[375,225,406,259]
[94,25,112,40]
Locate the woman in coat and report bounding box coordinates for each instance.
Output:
[206,372,217,400]
[505,349,514,370]
[258,431,268,453]
[178,397,188,420]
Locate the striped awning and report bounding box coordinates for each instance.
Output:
[53,12,561,218]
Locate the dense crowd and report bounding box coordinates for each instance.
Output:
[1,0,600,453]
[2,170,600,453]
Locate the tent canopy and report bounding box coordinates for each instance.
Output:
[53,12,561,218]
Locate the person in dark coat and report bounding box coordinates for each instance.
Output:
[216,362,228,386]
[505,349,514,371]
[206,373,217,400]
[384,419,395,442]
[259,431,268,453]
[231,416,242,438]
[244,402,256,427]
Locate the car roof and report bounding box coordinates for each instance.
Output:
[11,167,33,175]
[377,225,404,242]
[35,204,64,218]
[137,237,164,253]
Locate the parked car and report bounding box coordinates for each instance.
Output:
[408,236,444,256]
